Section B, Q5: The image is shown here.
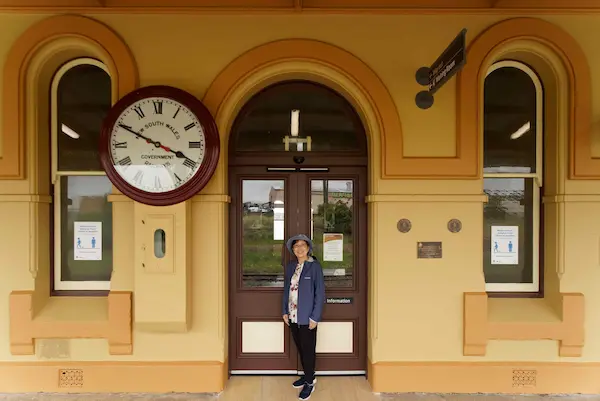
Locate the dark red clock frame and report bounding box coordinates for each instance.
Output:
[99,85,220,207]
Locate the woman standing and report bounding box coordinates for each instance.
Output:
[282,234,326,400]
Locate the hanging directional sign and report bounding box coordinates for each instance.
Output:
[415,28,467,109]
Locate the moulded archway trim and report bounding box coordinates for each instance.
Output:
[0,14,139,179]
[4,14,138,357]
[203,38,406,180]
[458,17,593,179]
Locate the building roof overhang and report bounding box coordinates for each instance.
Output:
[1,0,600,14]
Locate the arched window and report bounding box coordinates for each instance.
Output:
[51,58,113,293]
[483,60,543,294]
[230,80,366,156]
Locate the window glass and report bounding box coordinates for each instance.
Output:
[57,63,111,172]
[60,175,113,282]
[242,179,285,288]
[232,81,365,153]
[483,66,537,174]
[310,179,354,288]
[483,178,536,284]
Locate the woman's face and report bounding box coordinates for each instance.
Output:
[293,240,309,259]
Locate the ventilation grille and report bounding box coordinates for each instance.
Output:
[58,369,84,388]
[512,369,537,388]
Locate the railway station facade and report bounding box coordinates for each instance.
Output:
[0,0,600,394]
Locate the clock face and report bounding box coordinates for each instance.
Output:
[109,97,206,193]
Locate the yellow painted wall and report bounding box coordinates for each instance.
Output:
[0,12,600,372]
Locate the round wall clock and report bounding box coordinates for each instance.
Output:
[99,85,220,206]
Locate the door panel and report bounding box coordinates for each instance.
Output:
[229,170,298,371]
[301,169,367,372]
[229,167,367,373]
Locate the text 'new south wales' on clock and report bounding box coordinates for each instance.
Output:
[99,85,220,206]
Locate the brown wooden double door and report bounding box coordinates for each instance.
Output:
[228,166,367,374]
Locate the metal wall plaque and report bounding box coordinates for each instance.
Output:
[397,219,412,233]
[326,297,353,304]
[417,242,442,259]
[448,219,462,233]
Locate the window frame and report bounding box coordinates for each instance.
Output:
[50,57,112,293]
[483,60,544,294]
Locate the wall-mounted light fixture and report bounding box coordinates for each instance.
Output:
[510,121,530,140]
[61,124,80,139]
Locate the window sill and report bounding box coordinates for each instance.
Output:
[9,290,132,355]
[463,292,584,357]
[487,297,561,323]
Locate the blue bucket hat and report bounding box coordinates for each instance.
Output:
[286,234,313,255]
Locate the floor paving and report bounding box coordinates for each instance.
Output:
[1,377,599,401]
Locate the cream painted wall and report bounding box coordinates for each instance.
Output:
[0,12,600,365]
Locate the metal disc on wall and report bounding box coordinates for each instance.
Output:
[397,219,412,233]
[415,91,434,109]
[447,218,462,233]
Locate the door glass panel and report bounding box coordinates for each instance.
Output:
[242,180,285,288]
[310,179,354,288]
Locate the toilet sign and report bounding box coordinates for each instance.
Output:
[74,221,102,261]
[491,226,518,265]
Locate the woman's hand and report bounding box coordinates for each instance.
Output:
[283,314,289,326]
[309,319,317,330]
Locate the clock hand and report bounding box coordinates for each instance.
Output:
[118,124,192,162]
[119,124,155,143]
[174,151,188,159]
[118,124,173,152]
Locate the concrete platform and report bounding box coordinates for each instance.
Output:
[0,377,598,401]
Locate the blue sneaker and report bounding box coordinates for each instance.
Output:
[299,382,315,400]
[293,376,316,389]
[292,376,305,388]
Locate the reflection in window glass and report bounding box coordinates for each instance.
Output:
[242,180,285,288]
[311,180,354,288]
[57,63,111,172]
[483,178,535,284]
[483,66,537,174]
[60,176,113,282]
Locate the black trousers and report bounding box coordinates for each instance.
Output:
[289,323,317,383]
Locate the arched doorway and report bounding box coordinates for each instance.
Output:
[228,80,368,375]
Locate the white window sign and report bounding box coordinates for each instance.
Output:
[74,222,102,261]
[273,200,284,241]
[491,226,518,265]
[323,233,343,262]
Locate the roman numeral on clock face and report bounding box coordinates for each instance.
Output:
[189,141,202,148]
[153,101,163,114]
[184,122,196,131]
[133,170,144,185]
[113,141,127,149]
[133,105,145,119]
[183,158,197,169]
[117,156,132,166]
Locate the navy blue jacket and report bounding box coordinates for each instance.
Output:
[282,257,326,325]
